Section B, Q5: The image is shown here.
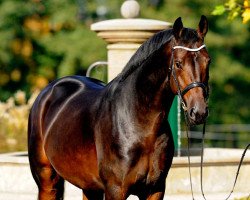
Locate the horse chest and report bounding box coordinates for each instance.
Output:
[125,134,170,187]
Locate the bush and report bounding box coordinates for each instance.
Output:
[0,90,39,153]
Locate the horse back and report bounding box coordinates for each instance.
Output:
[31,75,104,134]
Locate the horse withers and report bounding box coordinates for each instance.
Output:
[28,16,210,200]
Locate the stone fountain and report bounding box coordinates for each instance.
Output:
[91,0,171,81]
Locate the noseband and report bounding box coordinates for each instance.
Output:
[171,44,208,110]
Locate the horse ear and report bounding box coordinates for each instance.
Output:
[173,17,183,39]
[197,15,208,39]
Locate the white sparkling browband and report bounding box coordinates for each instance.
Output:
[173,44,206,52]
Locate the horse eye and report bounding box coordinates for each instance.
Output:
[175,61,182,69]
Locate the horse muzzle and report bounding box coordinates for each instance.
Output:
[180,82,209,126]
[187,103,209,126]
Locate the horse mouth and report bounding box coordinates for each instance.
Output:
[188,117,207,126]
[187,107,209,126]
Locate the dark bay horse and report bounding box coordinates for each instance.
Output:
[28,16,210,200]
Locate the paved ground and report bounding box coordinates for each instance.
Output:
[0,151,249,200]
[1,191,249,200]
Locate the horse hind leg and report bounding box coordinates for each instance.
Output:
[29,142,65,200]
[28,116,65,199]
[38,166,64,200]
[29,143,65,200]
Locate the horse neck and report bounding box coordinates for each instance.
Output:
[113,43,175,123]
[99,43,175,149]
[135,44,174,114]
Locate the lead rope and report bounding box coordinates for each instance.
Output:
[171,49,195,200]
[199,122,250,200]
[200,122,207,200]
[171,47,250,200]
[184,112,195,200]
[184,107,250,200]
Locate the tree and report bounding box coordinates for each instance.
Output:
[212,0,250,24]
[0,0,107,100]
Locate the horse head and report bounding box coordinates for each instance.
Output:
[170,15,211,125]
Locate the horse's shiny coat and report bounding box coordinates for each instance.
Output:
[28,16,210,200]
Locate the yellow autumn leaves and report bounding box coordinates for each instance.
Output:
[212,0,250,24]
[242,0,250,23]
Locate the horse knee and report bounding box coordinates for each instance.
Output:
[104,185,127,200]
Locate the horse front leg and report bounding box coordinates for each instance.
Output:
[82,189,104,200]
[144,182,166,200]
[104,184,128,200]
[146,191,165,200]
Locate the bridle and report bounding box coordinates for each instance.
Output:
[171,44,250,200]
[171,44,208,113]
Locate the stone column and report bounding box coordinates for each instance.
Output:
[91,0,171,81]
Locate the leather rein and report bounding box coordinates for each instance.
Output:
[171,44,250,200]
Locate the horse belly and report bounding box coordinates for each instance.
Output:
[61,147,103,191]
[44,127,104,191]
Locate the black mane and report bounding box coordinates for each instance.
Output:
[115,29,173,82]
[115,28,199,83]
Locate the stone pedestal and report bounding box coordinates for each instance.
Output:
[91,18,171,81]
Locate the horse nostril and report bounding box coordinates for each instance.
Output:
[189,107,196,119]
[188,106,208,125]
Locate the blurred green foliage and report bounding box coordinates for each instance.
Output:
[0,0,107,100]
[212,0,250,24]
[0,0,249,127]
